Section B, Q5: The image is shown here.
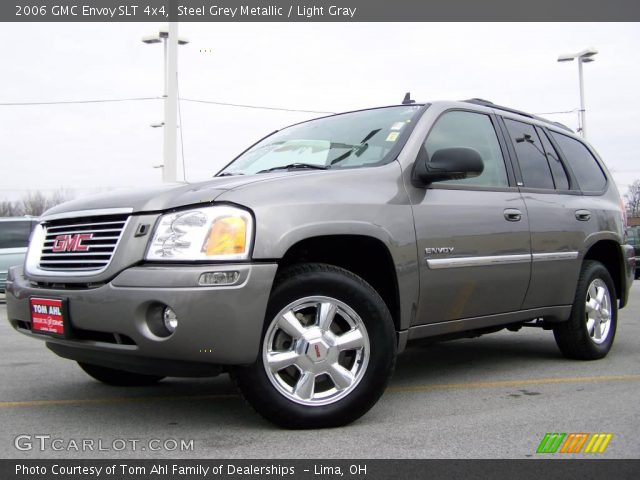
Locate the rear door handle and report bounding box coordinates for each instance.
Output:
[504,208,522,222]
[575,209,591,221]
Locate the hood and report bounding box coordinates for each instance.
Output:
[42,173,296,218]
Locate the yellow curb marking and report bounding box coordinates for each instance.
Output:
[1,374,639,408]
[387,374,640,393]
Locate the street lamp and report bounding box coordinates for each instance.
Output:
[557,47,598,139]
[142,24,189,183]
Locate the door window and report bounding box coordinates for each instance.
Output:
[504,119,555,189]
[424,111,509,187]
[536,127,570,190]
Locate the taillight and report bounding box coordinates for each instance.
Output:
[620,197,628,228]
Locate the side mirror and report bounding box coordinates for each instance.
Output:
[413,147,484,186]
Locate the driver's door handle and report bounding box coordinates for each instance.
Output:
[504,208,522,222]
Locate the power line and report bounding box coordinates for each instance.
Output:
[533,109,579,115]
[180,98,335,114]
[0,96,336,114]
[0,96,163,106]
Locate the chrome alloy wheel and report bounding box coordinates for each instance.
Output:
[585,278,612,345]
[262,296,370,406]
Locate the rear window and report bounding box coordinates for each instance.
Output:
[0,221,33,249]
[550,132,607,192]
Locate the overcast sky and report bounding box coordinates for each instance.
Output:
[1,22,639,202]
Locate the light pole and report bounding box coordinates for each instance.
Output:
[557,47,598,139]
[142,24,189,183]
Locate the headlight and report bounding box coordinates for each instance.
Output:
[25,223,45,272]
[146,206,253,261]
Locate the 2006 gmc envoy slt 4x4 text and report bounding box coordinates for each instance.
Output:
[5,98,635,428]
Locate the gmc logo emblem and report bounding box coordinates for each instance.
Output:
[52,233,93,253]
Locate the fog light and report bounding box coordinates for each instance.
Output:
[163,307,179,333]
[198,271,240,286]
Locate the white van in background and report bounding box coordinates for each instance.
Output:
[0,217,38,294]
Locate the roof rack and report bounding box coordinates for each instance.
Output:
[462,98,573,133]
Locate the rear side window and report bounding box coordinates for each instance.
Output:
[424,111,509,187]
[550,132,607,192]
[536,127,570,190]
[503,119,554,189]
[0,221,32,249]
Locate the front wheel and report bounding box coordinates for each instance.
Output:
[553,260,617,360]
[234,263,397,429]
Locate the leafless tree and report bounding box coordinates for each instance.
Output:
[625,180,640,218]
[1,190,73,217]
[49,189,71,207]
[0,199,24,217]
[21,191,49,217]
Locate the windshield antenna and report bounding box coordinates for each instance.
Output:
[402,92,415,105]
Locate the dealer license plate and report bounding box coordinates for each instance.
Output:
[30,297,66,336]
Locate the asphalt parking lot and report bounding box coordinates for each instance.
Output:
[1,285,638,459]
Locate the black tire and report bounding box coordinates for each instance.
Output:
[78,362,165,386]
[234,263,397,429]
[553,260,617,360]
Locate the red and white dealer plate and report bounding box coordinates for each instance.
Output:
[30,297,65,336]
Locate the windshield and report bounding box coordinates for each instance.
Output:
[218,106,422,176]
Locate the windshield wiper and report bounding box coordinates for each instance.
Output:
[329,128,382,166]
[216,172,245,177]
[257,163,329,174]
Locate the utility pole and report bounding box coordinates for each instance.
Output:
[557,47,598,139]
[142,24,189,183]
[163,22,179,183]
[577,56,587,138]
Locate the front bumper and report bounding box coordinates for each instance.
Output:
[5,263,278,376]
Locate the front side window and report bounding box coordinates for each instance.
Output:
[423,111,509,187]
[218,106,422,176]
[0,221,32,249]
[550,131,607,192]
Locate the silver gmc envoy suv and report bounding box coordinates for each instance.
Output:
[5,99,635,428]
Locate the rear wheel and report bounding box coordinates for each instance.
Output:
[234,263,396,429]
[553,260,617,360]
[78,362,165,386]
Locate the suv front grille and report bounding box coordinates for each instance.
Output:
[38,214,129,273]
